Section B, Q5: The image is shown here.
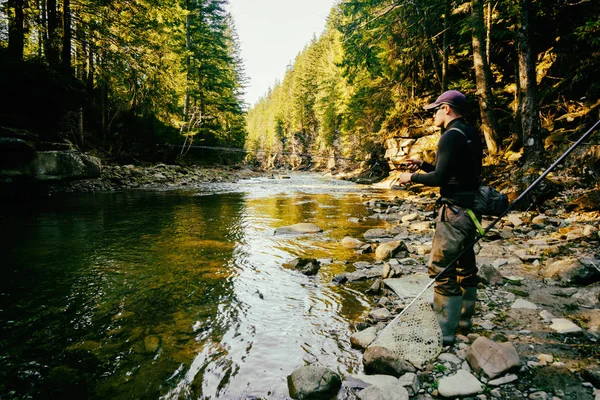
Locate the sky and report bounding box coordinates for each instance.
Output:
[227,0,339,108]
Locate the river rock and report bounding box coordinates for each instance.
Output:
[283,258,321,276]
[511,299,539,309]
[437,369,484,397]
[357,384,409,400]
[375,241,408,261]
[507,214,524,227]
[397,372,419,395]
[350,327,379,350]
[345,374,399,389]
[364,228,393,239]
[543,258,600,285]
[275,223,322,235]
[370,307,392,321]
[342,236,365,249]
[478,264,504,286]
[287,365,342,399]
[362,346,416,377]
[466,337,520,379]
[549,318,582,334]
[488,373,518,386]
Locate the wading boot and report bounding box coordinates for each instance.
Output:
[433,293,462,346]
[459,287,477,332]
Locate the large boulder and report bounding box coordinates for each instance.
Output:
[466,337,520,379]
[34,151,101,181]
[287,365,342,399]
[0,144,101,182]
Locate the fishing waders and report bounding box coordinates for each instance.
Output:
[429,202,479,345]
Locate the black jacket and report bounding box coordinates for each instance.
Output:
[411,118,482,206]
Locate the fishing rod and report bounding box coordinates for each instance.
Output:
[374,119,600,341]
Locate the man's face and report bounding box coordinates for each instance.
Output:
[432,104,446,127]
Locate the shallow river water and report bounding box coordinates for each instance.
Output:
[1,173,392,399]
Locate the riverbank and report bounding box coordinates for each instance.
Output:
[306,185,600,399]
[46,163,267,193]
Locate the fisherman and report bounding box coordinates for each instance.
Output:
[395,90,482,345]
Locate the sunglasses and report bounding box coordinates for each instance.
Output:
[432,104,446,114]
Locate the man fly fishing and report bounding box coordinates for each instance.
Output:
[395,90,483,345]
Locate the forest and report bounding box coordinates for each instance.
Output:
[1,0,600,177]
[0,0,246,162]
[245,0,600,183]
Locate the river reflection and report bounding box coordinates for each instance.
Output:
[0,173,387,399]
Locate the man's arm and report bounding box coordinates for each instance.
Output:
[410,132,457,187]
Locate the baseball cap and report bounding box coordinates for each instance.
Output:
[423,90,466,111]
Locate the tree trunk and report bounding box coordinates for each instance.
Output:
[7,0,25,60]
[517,0,542,158]
[46,0,60,66]
[184,0,192,120]
[471,0,500,154]
[442,0,450,91]
[62,0,72,72]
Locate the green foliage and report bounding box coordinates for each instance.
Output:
[0,0,247,160]
[245,0,600,170]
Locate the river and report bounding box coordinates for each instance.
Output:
[0,173,391,399]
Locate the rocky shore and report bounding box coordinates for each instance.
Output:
[46,163,265,193]
[283,186,600,400]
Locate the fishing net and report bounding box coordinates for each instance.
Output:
[369,300,442,365]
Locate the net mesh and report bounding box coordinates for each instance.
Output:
[370,300,442,365]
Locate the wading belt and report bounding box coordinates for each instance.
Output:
[437,197,485,236]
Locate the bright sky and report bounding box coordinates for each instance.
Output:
[227,0,339,108]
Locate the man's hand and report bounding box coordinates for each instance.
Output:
[403,158,422,172]
[396,172,412,185]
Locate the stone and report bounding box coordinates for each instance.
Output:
[342,236,365,249]
[362,346,416,377]
[346,374,399,389]
[350,327,379,350]
[438,353,462,365]
[357,384,409,400]
[283,258,321,276]
[511,299,539,309]
[397,372,419,396]
[539,310,555,323]
[528,392,548,400]
[507,214,524,227]
[409,221,432,232]
[488,373,518,386]
[537,354,554,365]
[532,215,548,225]
[275,223,322,235]
[466,337,520,379]
[478,264,504,286]
[543,258,600,285]
[364,228,393,239]
[287,365,342,399]
[549,318,583,334]
[376,241,408,261]
[401,213,419,223]
[370,307,392,321]
[437,369,484,397]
